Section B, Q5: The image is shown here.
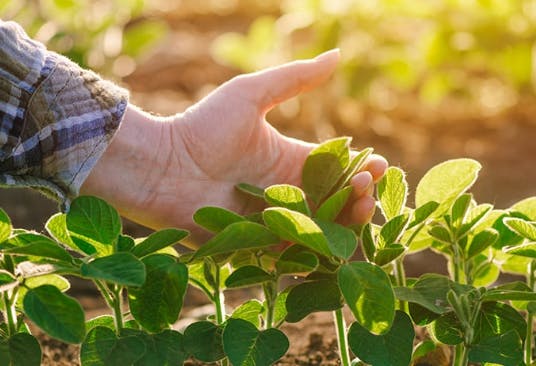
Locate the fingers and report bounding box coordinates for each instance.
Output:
[363,154,389,183]
[234,49,340,113]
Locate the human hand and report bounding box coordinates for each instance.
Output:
[82,50,388,246]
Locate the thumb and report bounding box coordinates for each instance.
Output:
[235,49,340,113]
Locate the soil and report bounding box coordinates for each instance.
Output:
[2,2,536,365]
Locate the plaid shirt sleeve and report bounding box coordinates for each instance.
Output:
[0,20,128,209]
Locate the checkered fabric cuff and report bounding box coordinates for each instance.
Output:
[0,20,128,208]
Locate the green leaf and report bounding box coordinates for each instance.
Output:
[411,340,437,361]
[0,270,17,292]
[225,266,272,288]
[503,217,536,240]
[504,241,536,258]
[23,285,85,344]
[131,229,188,258]
[492,212,526,249]
[347,311,414,366]
[46,213,94,255]
[128,255,188,332]
[222,318,289,366]
[193,207,245,233]
[511,197,536,220]
[415,159,481,217]
[302,137,351,204]
[264,184,310,215]
[263,208,331,256]
[117,235,135,252]
[473,302,526,343]
[429,312,463,345]
[374,244,405,266]
[17,275,70,307]
[80,326,145,366]
[183,321,225,362]
[315,186,352,221]
[0,333,41,366]
[131,329,187,366]
[469,330,523,366]
[466,229,498,259]
[285,280,343,323]
[192,222,279,259]
[236,183,265,199]
[81,252,145,287]
[338,262,395,334]
[483,289,536,302]
[377,167,407,221]
[335,147,374,191]
[458,203,493,238]
[272,290,289,326]
[231,300,264,328]
[407,201,439,229]
[275,245,318,275]
[0,208,11,243]
[378,214,409,248]
[66,196,122,256]
[451,193,472,229]
[361,223,376,261]
[428,224,451,244]
[471,258,499,287]
[3,233,73,262]
[408,303,440,325]
[315,219,357,260]
[85,315,115,332]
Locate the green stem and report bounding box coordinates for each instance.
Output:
[2,291,16,336]
[393,256,408,312]
[111,286,124,333]
[525,260,536,365]
[263,280,278,329]
[334,309,351,366]
[213,266,229,366]
[453,343,469,366]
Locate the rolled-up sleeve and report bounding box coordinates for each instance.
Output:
[0,20,128,208]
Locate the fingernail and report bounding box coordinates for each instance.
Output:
[315,48,341,62]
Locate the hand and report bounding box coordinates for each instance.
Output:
[81,50,388,246]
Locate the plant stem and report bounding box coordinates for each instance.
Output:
[111,286,124,333]
[213,266,229,366]
[334,308,351,366]
[263,280,277,329]
[453,343,469,366]
[525,260,536,365]
[393,257,408,312]
[2,291,16,336]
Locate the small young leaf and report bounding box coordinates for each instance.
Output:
[315,186,352,221]
[374,244,405,266]
[46,213,94,255]
[192,222,279,260]
[80,326,145,366]
[3,233,73,262]
[378,214,409,248]
[347,311,414,366]
[275,245,318,275]
[0,333,41,366]
[457,203,493,238]
[184,321,225,362]
[338,262,395,334]
[117,235,135,252]
[503,242,536,258]
[236,183,265,199]
[66,196,122,256]
[377,167,407,221]
[23,285,85,344]
[302,137,351,205]
[407,201,439,229]
[264,184,311,215]
[482,289,536,302]
[471,258,499,287]
[315,219,357,260]
[0,208,12,243]
[285,280,343,323]
[81,252,146,287]
[415,159,481,217]
[491,212,526,249]
[335,147,374,191]
[469,330,523,366]
[222,318,289,366]
[429,312,464,345]
[428,224,451,244]
[129,255,188,332]
[503,217,536,241]
[131,228,188,258]
[225,266,272,288]
[361,223,376,262]
[466,228,498,259]
[193,206,245,233]
[0,270,17,292]
[451,193,472,229]
[231,299,264,328]
[411,340,438,362]
[263,208,331,256]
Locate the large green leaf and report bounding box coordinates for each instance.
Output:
[315,186,352,221]
[80,326,145,366]
[338,262,395,334]
[415,159,481,217]
[264,184,310,215]
[131,229,188,258]
[314,219,357,259]
[0,208,11,243]
[263,208,331,256]
[225,266,272,288]
[347,311,414,366]
[473,302,526,343]
[81,252,146,287]
[184,321,225,362]
[46,213,95,255]
[377,167,407,221]
[193,207,245,233]
[66,196,121,256]
[131,330,187,366]
[23,285,85,344]
[275,245,318,275]
[469,330,523,366]
[285,280,343,323]
[2,234,73,262]
[222,318,289,366]
[302,137,351,205]
[129,255,188,332]
[192,222,279,259]
[0,333,41,366]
